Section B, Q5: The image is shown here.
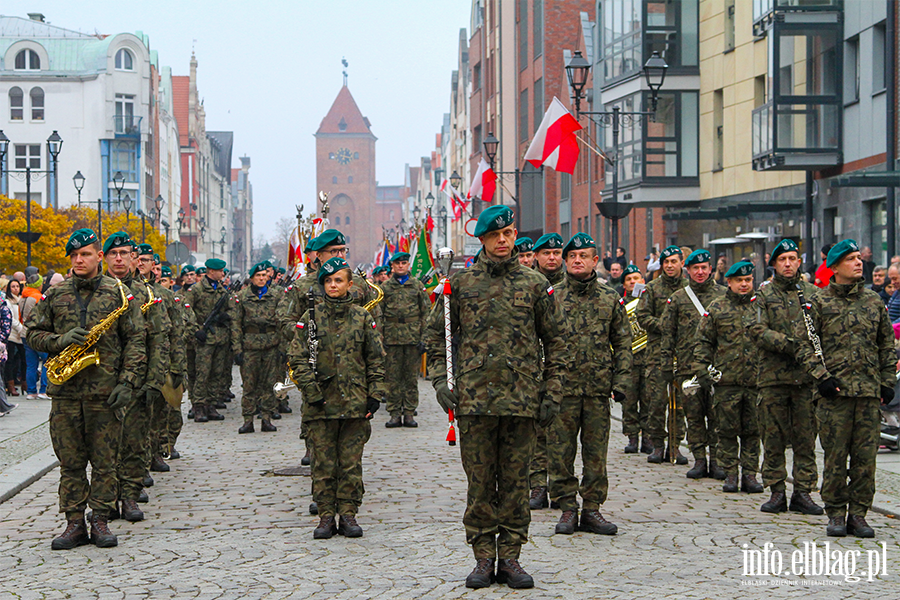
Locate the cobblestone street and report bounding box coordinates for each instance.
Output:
[2,376,899,599]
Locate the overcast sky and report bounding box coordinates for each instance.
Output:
[6,0,471,241]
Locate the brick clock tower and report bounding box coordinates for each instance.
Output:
[315,85,378,265]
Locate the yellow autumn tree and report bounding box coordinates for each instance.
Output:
[0,195,75,272]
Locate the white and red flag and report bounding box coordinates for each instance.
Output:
[440,178,469,221]
[467,158,497,204]
[525,96,582,174]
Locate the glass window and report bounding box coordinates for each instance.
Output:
[14,144,41,169]
[9,87,24,121]
[644,0,699,70]
[873,21,886,92]
[335,215,341,225]
[533,0,543,58]
[518,0,528,69]
[603,0,642,82]
[605,93,643,185]
[345,215,350,226]
[724,0,736,52]
[519,89,529,142]
[115,48,134,71]
[111,141,137,181]
[643,90,698,180]
[30,87,44,121]
[332,176,338,184]
[533,79,544,135]
[348,176,353,183]
[844,36,859,102]
[868,198,887,265]
[115,94,135,133]
[713,89,724,171]
[14,49,40,71]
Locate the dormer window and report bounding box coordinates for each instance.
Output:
[115,48,134,71]
[15,49,40,71]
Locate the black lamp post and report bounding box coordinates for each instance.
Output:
[449,170,462,189]
[438,203,448,248]
[565,50,668,254]
[112,170,125,213]
[176,207,186,232]
[161,218,170,248]
[122,192,132,223]
[0,130,63,266]
[136,207,146,242]
[219,226,227,256]
[154,195,164,228]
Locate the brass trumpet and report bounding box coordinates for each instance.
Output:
[274,377,296,398]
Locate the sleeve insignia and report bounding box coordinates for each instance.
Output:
[296,322,305,329]
[547,285,554,296]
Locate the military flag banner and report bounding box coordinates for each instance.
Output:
[409,228,440,293]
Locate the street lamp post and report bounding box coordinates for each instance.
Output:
[0,130,63,266]
[438,204,448,248]
[72,170,103,241]
[154,195,164,229]
[161,219,170,248]
[176,207,186,233]
[219,226,227,257]
[481,132,534,232]
[112,171,125,213]
[136,208,146,242]
[122,192,132,224]
[566,50,668,254]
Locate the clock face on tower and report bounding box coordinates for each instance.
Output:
[336,147,353,165]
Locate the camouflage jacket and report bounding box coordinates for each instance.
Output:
[134,275,172,391]
[748,273,818,387]
[424,252,567,418]
[537,267,566,286]
[288,294,385,420]
[379,275,430,346]
[184,277,232,345]
[660,277,724,375]
[25,273,146,398]
[636,271,686,360]
[693,289,758,387]
[555,272,633,398]
[156,284,186,377]
[231,285,280,353]
[176,291,199,347]
[794,280,895,398]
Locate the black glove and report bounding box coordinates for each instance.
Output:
[417,341,426,356]
[194,328,208,343]
[234,352,244,366]
[882,386,895,404]
[817,377,841,399]
[107,383,134,413]
[662,371,675,384]
[366,397,380,418]
[539,393,560,428]
[434,378,458,414]
[612,390,626,403]
[58,327,89,349]
[698,372,714,393]
[170,373,183,390]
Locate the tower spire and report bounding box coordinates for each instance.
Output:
[342,57,348,87]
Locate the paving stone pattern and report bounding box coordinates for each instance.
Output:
[1,375,898,598]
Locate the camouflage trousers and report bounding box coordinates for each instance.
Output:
[712,386,760,476]
[193,342,230,408]
[306,418,371,518]
[758,385,818,492]
[153,402,183,455]
[117,390,156,499]
[622,354,648,437]
[240,347,279,419]
[645,362,686,445]
[528,421,547,489]
[548,395,611,511]
[680,375,718,461]
[49,397,122,518]
[458,415,535,560]
[816,396,880,518]
[186,346,196,403]
[148,388,170,458]
[384,344,419,416]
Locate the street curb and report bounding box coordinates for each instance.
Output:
[0,447,59,504]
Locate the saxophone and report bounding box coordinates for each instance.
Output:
[46,279,132,385]
[140,281,156,313]
[625,298,648,353]
[357,269,384,313]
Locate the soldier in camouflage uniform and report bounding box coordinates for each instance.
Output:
[794,239,896,538]
[621,264,649,454]
[425,206,566,590]
[233,261,281,433]
[155,266,187,460]
[636,245,688,464]
[692,261,762,494]
[515,237,534,269]
[748,239,824,515]
[288,258,385,539]
[527,232,565,510]
[26,229,146,549]
[184,258,231,423]
[661,249,725,479]
[548,233,632,536]
[372,265,390,285]
[380,251,430,428]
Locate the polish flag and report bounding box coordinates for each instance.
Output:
[467,158,497,204]
[440,179,469,221]
[525,96,583,174]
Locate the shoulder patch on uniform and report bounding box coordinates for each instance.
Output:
[184,303,191,308]
[40,294,46,301]
[285,285,293,292]
[174,297,181,302]
[619,297,625,305]
[126,292,135,301]
[235,298,240,303]
[547,285,554,296]
[750,295,757,302]
[666,298,672,304]
[296,322,305,329]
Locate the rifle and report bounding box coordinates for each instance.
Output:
[194,280,242,343]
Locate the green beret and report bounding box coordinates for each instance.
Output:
[624,264,641,276]
[66,228,100,256]
[660,245,683,260]
[161,266,172,277]
[826,238,860,269]
[769,239,799,265]
[102,231,132,255]
[390,252,410,264]
[277,267,285,274]
[196,267,207,275]
[182,265,196,273]
[562,232,595,258]
[205,258,226,271]
[373,265,389,275]
[224,268,229,275]
[153,253,161,265]
[515,237,534,252]
[725,261,754,278]
[249,262,269,277]
[473,205,515,237]
[685,249,711,267]
[136,243,154,256]
[533,233,564,252]
[311,229,347,251]
[317,257,350,285]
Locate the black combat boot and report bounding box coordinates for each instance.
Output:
[761,490,787,513]
[309,501,318,515]
[741,473,764,493]
[554,509,578,535]
[90,513,118,548]
[496,559,534,589]
[193,405,208,423]
[640,436,653,454]
[708,460,726,480]
[227,390,235,400]
[121,499,144,522]
[579,509,618,535]
[465,558,495,589]
[143,473,154,488]
[150,455,170,472]
[168,448,181,459]
[826,515,847,537]
[338,514,363,537]
[278,401,292,414]
[206,406,225,421]
[529,486,548,510]
[301,447,311,466]
[722,474,739,493]
[51,519,90,550]
[187,407,194,420]
[313,516,337,539]
[789,490,824,515]
[215,399,227,409]
[402,414,418,428]
[686,457,707,479]
[238,419,254,434]
[847,515,874,538]
[385,415,402,428]
[672,447,688,465]
[137,489,149,503]
[647,440,665,464]
[271,412,282,420]
[261,419,277,432]
[624,436,639,454]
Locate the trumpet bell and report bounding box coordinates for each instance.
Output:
[273,381,296,398]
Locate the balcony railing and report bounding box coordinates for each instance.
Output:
[753,0,842,37]
[752,101,841,170]
[113,115,142,138]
